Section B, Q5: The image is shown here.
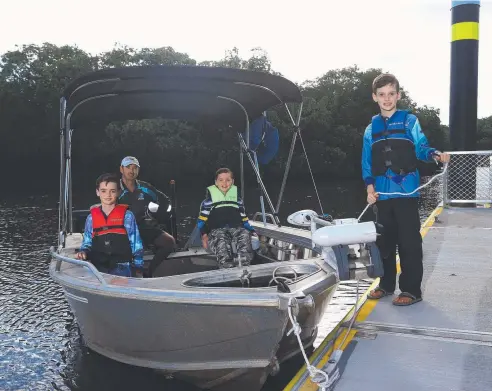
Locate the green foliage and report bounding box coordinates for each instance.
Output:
[0,42,470,188]
[477,116,492,149]
[199,47,273,73]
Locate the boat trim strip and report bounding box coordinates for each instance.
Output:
[86,340,271,370]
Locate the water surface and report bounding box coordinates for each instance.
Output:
[0,179,441,390]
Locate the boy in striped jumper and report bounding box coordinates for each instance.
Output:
[197,168,256,268]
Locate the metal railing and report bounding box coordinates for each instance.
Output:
[50,246,107,286]
[443,151,492,205]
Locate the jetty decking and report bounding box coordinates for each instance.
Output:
[285,205,492,391]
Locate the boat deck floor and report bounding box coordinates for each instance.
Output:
[285,206,492,391]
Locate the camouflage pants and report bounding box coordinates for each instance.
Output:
[208,227,254,268]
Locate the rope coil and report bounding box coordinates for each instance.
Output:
[286,279,365,390]
[287,297,339,390]
[269,265,298,287]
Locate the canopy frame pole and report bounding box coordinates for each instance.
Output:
[217,96,250,201]
[64,113,74,235]
[233,82,298,127]
[58,98,67,248]
[257,111,268,226]
[237,134,280,226]
[229,83,304,223]
[217,96,280,226]
[60,94,118,238]
[275,101,304,215]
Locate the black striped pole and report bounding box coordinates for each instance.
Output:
[449,0,480,150]
[448,1,480,206]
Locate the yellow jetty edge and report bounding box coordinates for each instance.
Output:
[284,204,443,391]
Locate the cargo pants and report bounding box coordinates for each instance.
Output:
[208,227,254,268]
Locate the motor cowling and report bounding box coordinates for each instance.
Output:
[287,210,384,281]
[287,209,318,227]
[312,221,378,247]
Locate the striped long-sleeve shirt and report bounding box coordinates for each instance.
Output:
[197,189,255,235]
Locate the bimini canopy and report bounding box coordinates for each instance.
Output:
[61,65,303,130]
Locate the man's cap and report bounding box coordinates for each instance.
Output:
[121,156,140,167]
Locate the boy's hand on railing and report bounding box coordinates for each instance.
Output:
[76,251,87,260]
[433,151,450,163]
[366,184,379,205]
[367,192,379,205]
[111,277,129,286]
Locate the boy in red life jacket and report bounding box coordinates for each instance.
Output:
[76,173,144,277]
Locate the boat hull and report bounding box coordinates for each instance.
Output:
[50,258,338,390]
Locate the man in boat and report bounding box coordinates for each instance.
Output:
[118,156,176,276]
[362,73,450,306]
[76,173,144,277]
[197,167,256,268]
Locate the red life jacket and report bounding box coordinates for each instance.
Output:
[90,204,133,268]
[92,204,128,237]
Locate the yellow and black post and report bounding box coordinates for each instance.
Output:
[449,0,480,150]
[448,1,480,205]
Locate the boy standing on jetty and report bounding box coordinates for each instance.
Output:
[361,74,449,306]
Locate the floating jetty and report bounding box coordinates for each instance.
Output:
[285,151,492,391]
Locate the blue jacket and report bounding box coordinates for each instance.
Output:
[119,179,171,229]
[361,110,437,200]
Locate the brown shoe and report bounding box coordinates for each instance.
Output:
[367,287,394,300]
[392,292,422,306]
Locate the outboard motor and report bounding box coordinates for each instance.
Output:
[287,210,384,281]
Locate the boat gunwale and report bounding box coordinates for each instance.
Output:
[49,258,337,307]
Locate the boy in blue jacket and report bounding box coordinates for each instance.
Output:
[362,74,449,306]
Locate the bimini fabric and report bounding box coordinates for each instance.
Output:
[245,116,280,165]
[62,65,302,130]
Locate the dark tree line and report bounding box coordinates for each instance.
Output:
[0,43,489,191]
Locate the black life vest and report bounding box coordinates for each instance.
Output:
[371,111,418,177]
[90,204,133,269]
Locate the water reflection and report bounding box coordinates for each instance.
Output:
[0,203,69,391]
[0,179,441,390]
